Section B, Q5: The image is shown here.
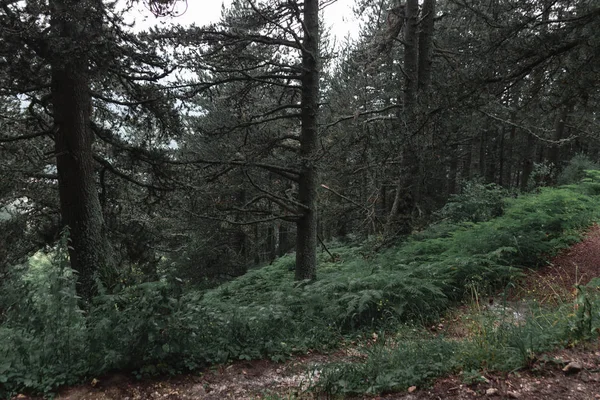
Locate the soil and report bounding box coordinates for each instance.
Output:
[515,224,600,303]
[383,343,600,400]
[12,225,600,400]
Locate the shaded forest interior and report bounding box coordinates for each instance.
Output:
[1,0,600,396]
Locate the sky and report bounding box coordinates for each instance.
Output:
[127,0,358,42]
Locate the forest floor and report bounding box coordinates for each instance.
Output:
[14,226,600,400]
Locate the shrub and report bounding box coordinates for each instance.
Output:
[0,237,88,395]
[3,172,600,396]
[437,179,509,223]
[557,154,600,185]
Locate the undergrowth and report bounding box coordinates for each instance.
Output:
[2,172,600,397]
[313,278,600,396]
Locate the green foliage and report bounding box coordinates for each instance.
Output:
[438,179,509,223]
[557,154,600,185]
[315,334,460,395]
[527,161,554,190]
[314,301,584,396]
[398,176,600,299]
[0,233,87,395]
[2,175,600,396]
[569,277,600,339]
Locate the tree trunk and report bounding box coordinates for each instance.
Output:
[520,134,536,191]
[418,0,436,92]
[386,0,420,237]
[498,127,505,186]
[548,103,573,180]
[278,223,290,257]
[403,0,419,109]
[50,0,112,299]
[295,0,319,281]
[469,133,482,179]
[504,125,516,187]
[447,151,459,196]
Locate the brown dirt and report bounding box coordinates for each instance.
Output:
[11,225,600,400]
[382,342,600,400]
[515,224,600,303]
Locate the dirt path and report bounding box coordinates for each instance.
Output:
[517,224,600,302]
[385,342,600,400]
[12,225,600,400]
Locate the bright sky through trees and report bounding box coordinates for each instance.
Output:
[125,0,357,42]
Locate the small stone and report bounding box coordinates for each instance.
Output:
[554,357,567,365]
[189,384,207,397]
[408,385,417,393]
[507,392,521,399]
[563,361,583,374]
[486,388,499,396]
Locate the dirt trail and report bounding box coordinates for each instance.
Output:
[12,225,600,400]
[385,343,600,400]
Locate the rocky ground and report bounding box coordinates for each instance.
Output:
[13,226,600,400]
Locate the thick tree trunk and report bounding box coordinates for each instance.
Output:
[418,0,436,92]
[50,0,111,299]
[386,0,419,237]
[295,0,319,281]
[403,0,419,109]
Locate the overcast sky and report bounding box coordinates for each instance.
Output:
[127,0,358,41]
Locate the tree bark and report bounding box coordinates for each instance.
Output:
[278,223,290,257]
[447,151,459,196]
[403,0,419,109]
[520,134,536,191]
[548,103,573,180]
[469,133,483,178]
[50,0,112,299]
[418,0,436,92]
[386,0,420,237]
[295,0,319,281]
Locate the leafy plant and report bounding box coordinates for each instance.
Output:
[437,179,509,223]
[557,154,600,185]
[3,174,600,396]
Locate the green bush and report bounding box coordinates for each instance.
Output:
[438,179,509,223]
[0,238,88,395]
[557,154,600,185]
[2,172,600,396]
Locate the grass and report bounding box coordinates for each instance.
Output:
[3,171,600,397]
[312,290,600,396]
